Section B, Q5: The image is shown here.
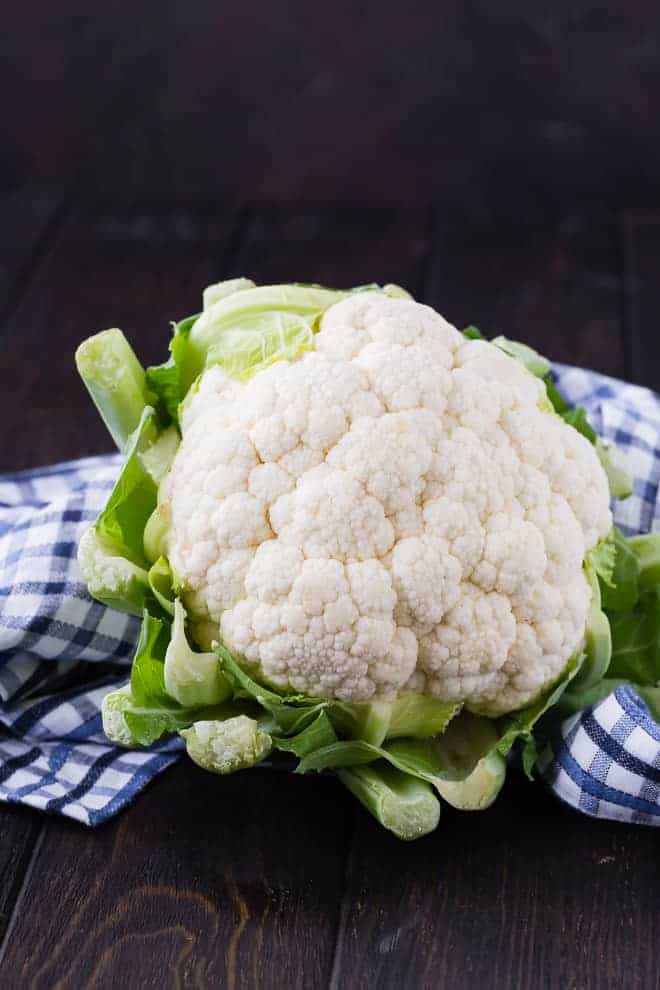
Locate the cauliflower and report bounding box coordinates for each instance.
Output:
[155,292,611,715]
[181,716,273,774]
[78,279,637,840]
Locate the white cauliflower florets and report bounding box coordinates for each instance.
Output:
[165,293,611,714]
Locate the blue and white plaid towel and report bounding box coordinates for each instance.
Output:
[0,366,659,826]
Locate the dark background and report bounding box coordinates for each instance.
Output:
[5,2,660,210]
[1,3,660,988]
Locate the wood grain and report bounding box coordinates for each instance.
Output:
[0,198,658,989]
[328,204,660,990]
[1,764,355,989]
[0,188,65,947]
[3,2,660,984]
[622,210,660,388]
[331,776,660,990]
[0,202,431,988]
[427,208,626,378]
[233,205,431,295]
[5,3,660,209]
[0,3,170,196]
[0,199,238,966]
[0,188,62,318]
[0,203,238,470]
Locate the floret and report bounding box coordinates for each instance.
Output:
[162,292,612,714]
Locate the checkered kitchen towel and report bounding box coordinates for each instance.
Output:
[0,366,659,826]
[0,457,180,824]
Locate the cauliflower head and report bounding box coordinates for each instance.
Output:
[159,292,611,715]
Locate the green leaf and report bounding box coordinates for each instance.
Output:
[328,700,394,745]
[432,750,507,809]
[272,710,338,757]
[494,650,586,767]
[560,405,597,443]
[139,425,179,483]
[164,600,232,708]
[600,528,640,611]
[608,586,660,685]
[123,706,196,746]
[557,678,660,723]
[145,313,200,424]
[587,530,617,589]
[492,336,551,378]
[596,532,660,691]
[573,609,611,695]
[570,564,611,695]
[640,685,660,720]
[596,440,633,499]
[143,506,169,565]
[183,284,350,392]
[544,542,660,727]
[103,609,240,746]
[542,376,632,499]
[382,713,506,809]
[130,609,172,707]
[95,409,159,569]
[382,283,413,299]
[148,557,175,616]
[629,532,660,589]
[202,277,256,311]
[542,376,597,440]
[410,710,503,778]
[297,709,500,784]
[214,642,327,735]
[329,694,460,746]
[521,736,540,780]
[543,374,570,414]
[296,739,382,772]
[461,325,483,340]
[148,283,386,414]
[300,710,506,816]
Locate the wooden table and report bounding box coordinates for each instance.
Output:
[0,196,658,989]
[2,4,660,985]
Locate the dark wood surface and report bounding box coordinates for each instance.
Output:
[0,195,658,990]
[2,3,660,987]
[5,3,660,211]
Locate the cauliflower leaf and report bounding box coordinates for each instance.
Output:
[77,278,659,840]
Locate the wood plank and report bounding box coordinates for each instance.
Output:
[1,4,173,194]
[621,210,660,388]
[3,203,654,990]
[0,200,238,967]
[0,187,66,947]
[232,206,431,294]
[329,210,655,989]
[426,208,625,378]
[331,775,660,990]
[9,4,660,212]
[2,763,355,988]
[0,188,61,316]
[0,803,44,950]
[0,204,430,474]
[0,203,236,469]
[0,204,432,986]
